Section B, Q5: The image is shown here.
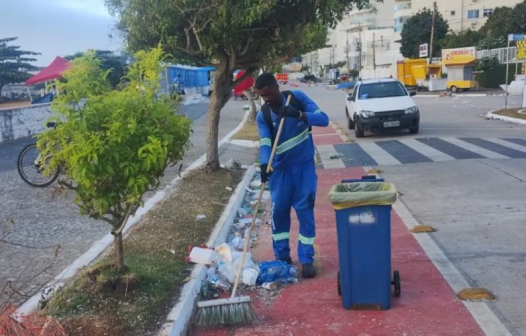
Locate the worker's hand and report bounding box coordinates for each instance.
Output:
[260,164,272,183]
[277,105,301,119]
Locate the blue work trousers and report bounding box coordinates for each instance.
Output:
[268,159,317,264]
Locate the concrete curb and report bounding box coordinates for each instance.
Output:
[486,109,526,126]
[157,166,256,336]
[15,111,251,318]
[229,139,259,148]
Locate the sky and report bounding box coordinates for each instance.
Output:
[0,0,124,66]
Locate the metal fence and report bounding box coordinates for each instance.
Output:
[477,47,518,64]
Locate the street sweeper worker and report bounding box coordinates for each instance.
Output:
[255,73,329,279]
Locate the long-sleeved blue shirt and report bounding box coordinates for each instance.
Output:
[256,90,329,170]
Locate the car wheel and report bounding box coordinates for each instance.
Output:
[346,108,355,129]
[409,125,419,134]
[355,119,365,138]
[450,86,458,93]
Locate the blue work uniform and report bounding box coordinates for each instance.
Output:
[256,90,329,264]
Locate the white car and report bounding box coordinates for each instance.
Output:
[345,78,420,138]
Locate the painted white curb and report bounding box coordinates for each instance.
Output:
[486,110,526,127]
[392,200,512,336]
[229,139,259,148]
[15,110,251,318]
[157,166,256,336]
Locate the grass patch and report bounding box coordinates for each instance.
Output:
[45,168,244,336]
[494,108,526,120]
[231,120,259,141]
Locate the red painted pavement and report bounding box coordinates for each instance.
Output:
[192,124,484,336]
[312,124,344,146]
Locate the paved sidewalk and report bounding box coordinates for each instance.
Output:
[194,124,488,336]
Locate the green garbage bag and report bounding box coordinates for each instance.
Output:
[328,182,397,210]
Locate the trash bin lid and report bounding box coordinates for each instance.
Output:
[328,182,397,210]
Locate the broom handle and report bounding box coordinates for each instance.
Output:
[231,95,291,298]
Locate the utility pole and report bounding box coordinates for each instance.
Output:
[358,23,362,74]
[373,33,376,76]
[346,31,350,74]
[429,1,437,65]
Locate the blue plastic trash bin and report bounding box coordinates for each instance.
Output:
[328,178,399,310]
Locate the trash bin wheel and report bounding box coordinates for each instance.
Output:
[337,271,342,296]
[392,270,401,297]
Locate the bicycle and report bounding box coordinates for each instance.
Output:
[17,122,61,188]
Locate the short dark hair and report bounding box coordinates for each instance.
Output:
[255,73,278,90]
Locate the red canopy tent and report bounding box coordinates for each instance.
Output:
[25,56,69,86]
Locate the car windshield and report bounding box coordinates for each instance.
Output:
[358,82,407,99]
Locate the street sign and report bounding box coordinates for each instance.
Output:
[508,34,525,42]
[419,43,428,58]
[441,47,476,61]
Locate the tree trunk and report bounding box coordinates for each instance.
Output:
[244,89,257,121]
[204,67,234,170]
[114,231,125,271]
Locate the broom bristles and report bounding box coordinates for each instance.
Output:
[196,296,257,326]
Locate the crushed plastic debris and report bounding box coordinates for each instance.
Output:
[201,169,298,294]
[215,243,233,262]
[225,159,242,170]
[196,214,207,220]
[261,282,277,290]
[189,247,218,265]
[242,268,259,286]
[330,152,345,159]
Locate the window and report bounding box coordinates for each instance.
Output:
[468,10,479,19]
[359,82,407,99]
[483,8,493,17]
[451,11,456,16]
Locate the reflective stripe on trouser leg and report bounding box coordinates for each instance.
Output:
[292,160,317,264]
[269,168,293,260]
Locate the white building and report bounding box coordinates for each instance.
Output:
[303,0,402,79]
[411,0,524,32]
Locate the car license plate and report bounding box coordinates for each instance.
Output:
[383,121,400,128]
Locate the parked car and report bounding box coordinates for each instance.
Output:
[345,78,419,138]
[300,75,321,83]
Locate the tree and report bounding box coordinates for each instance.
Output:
[477,36,507,50]
[479,6,514,40]
[37,48,191,271]
[106,0,372,170]
[65,50,127,88]
[0,37,39,102]
[400,8,449,58]
[442,30,481,49]
[479,2,526,45]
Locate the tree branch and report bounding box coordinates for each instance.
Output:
[58,179,77,191]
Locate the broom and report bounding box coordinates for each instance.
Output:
[196,94,292,326]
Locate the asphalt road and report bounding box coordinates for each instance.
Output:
[293,84,526,335]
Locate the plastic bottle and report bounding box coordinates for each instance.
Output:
[256,260,297,285]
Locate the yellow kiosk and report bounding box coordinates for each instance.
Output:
[442,47,477,93]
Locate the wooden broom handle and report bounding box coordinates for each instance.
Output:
[230,94,292,298]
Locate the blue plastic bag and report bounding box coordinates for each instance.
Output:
[256,260,297,284]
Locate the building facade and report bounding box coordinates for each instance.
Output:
[303,0,401,79]
[411,0,524,32]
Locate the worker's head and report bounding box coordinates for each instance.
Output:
[255,73,281,106]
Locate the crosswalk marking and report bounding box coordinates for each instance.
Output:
[358,142,401,165]
[316,137,526,169]
[485,138,526,153]
[316,144,346,169]
[440,138,509,159]
[398,139,455,162]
